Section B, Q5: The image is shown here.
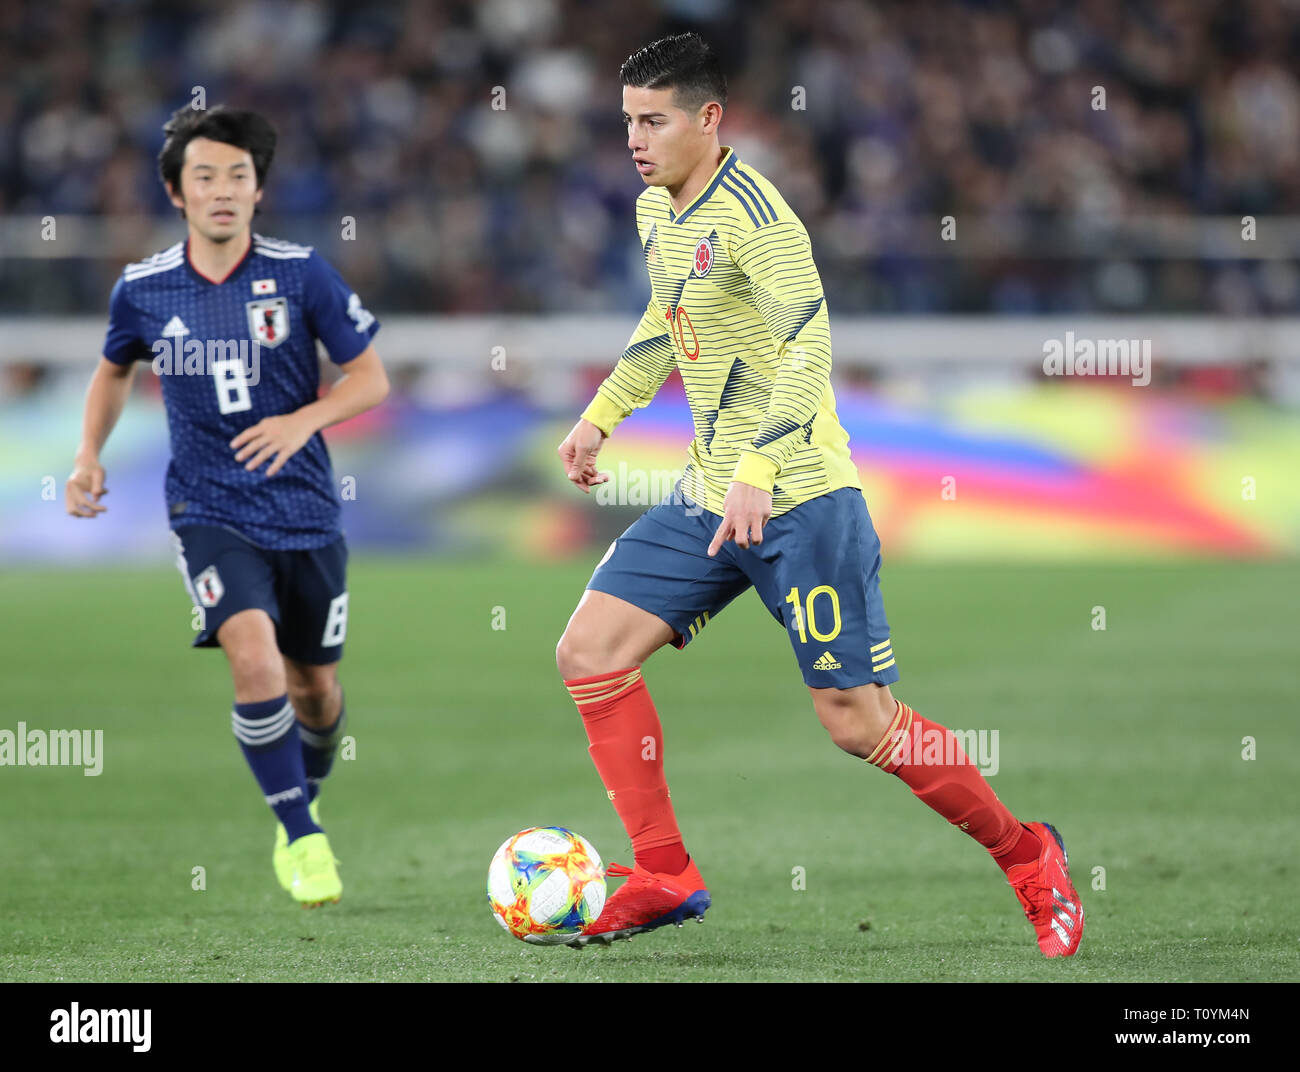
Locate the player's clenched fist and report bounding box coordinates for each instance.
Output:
[707,480,772,556]
[66,459,108,518]
[558,418,611,494]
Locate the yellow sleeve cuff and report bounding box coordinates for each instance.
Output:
[731,450,780,493]
[580,390,629,438]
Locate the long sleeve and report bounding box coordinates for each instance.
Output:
[728,221,831,491]
[580,298,677,436]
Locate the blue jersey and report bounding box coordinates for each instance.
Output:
[102,234,380,549]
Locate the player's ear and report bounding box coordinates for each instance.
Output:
[165,181,185,213]
[254,186,264,205]
[700,101,723,136]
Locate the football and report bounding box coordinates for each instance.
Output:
[487,827,607,944]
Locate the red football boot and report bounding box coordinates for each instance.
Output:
[567,857,710,947]
[1007,821,1085,957]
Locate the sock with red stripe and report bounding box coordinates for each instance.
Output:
[565,667,689,876]
[866,700,1040,870]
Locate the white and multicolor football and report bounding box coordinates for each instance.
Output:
[487,827,607,945]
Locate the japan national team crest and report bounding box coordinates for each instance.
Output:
[194,566,224,608]
[245,296,290,348]
[693,237,714,277]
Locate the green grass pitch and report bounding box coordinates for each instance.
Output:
[1,557,1296,982]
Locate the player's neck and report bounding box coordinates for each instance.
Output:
[667,143,725,215]
[186,227,252,284]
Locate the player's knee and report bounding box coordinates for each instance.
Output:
[556,617,626,680]
[287,674,336,714]
[226,648,285,698]
[557,593,673,680]
[813,685,896,759]
[556,628,597,680]
[824,718,878,759]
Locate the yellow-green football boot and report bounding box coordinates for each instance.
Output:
[273,798,322,891]
[285,831,341,908]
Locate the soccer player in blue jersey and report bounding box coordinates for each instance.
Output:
[65,105,389,907]
[555,34,1084,955]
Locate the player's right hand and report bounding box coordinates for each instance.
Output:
[558,419,610,494]
[66,460,108,518]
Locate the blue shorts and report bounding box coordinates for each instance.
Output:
[586,483,899,689]
[170,525,349,665]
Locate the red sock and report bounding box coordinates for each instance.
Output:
[996,823,1044,872]
[867,700,1032,866]
[565,667,688,875]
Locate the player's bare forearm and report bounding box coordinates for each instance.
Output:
[297,344,390,435]
[557,417,611,494]
[75,357,136,461]
[554,302,671,496]
[231,344,389,477]
[67,357,136,517]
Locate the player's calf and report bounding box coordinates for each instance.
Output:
[286,668,347,806]
[856,698,1058,940]
[560,591,692,878]
[284,659,347,804]
[218,614,322,871]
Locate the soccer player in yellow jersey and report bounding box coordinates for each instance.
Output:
[555,33,1083,957]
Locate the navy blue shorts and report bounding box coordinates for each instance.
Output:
[170,525,349,665]
[586,483,899,689]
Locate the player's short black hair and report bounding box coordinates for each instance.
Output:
[620,33,727,116]
[157,104,277,199]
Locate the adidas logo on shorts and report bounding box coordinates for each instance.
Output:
[812,651,842,670]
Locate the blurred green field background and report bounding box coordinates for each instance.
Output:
[1,557,1296,982]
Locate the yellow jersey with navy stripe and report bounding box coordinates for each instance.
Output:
[581,146,860,518]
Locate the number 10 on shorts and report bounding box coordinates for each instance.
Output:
[785,585,842,643]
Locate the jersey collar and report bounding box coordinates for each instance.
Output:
[667,146,737,226]
[185,232,254,286]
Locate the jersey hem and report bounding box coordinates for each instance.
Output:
[169,516,342,552]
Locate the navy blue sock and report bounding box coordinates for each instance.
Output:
[299,698,346,804]
[232,694,321,842]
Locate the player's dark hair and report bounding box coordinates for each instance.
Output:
[620,33,727,116]
[158,105,277,212]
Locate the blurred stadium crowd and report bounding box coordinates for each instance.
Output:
[3,0,1299,316]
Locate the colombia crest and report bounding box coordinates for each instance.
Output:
[693,237,714,277]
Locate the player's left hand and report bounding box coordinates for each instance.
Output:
[230,414,315,477]
[707,481,773,556]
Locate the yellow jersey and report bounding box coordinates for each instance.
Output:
[581,146,860,517]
